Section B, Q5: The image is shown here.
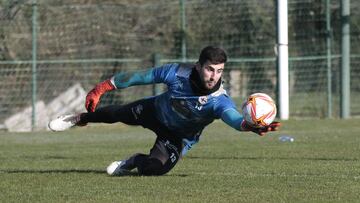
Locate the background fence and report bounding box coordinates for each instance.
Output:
[0,0,359,131]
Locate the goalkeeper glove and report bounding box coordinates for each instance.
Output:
[241,120,281,136]
[85,79,115,112]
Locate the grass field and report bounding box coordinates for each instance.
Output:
[0,119,360,203]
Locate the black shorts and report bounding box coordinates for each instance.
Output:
[119,97,183,173]
[85,97,183,174]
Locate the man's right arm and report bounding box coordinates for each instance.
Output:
[85,69,157,112]
[111,69,155,89]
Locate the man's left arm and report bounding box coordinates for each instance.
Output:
[221,108,280,136]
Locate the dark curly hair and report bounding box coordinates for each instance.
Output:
[198,46,227,66]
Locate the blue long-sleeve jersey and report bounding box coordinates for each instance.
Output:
[110,63,244,154]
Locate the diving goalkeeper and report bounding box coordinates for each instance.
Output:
[48,46,280,176]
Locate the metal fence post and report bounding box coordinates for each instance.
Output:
[326,0,332,118]
[180,0,187,62]
[276,0,289,120]
[152,53,161,95]
[31,0,38,130]
[340,0,350,118]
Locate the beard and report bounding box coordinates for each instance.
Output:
[190,68,221,95]
[204,79,216,89]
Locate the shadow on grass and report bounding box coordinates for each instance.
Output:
[0,169,105,174]
[0,169,192,177]
[0,169,145,176]
[186,156,358,161]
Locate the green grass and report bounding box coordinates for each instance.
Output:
[1,119,360,203]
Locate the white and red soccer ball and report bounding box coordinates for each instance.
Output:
[241,93,277,128]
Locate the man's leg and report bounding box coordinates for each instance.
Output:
[49,98,155,131]
[49,97,182,176]
[107,136,182,176]
[81,98,154,125]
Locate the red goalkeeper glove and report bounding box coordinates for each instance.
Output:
[85,79,115,112]
[241,120,281,136]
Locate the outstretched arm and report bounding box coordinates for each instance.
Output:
[221,109,243,131]
[111,69,155,89]
[221,108,280,136]
[85,69,156,112]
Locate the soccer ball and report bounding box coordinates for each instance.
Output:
[241,93,277,128]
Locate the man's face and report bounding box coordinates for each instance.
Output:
[196,61,225,90]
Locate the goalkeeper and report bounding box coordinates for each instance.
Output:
[49,46,280,176]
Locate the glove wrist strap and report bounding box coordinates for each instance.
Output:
[94,79,115,95]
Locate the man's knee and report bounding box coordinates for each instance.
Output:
[137,157,169,176]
